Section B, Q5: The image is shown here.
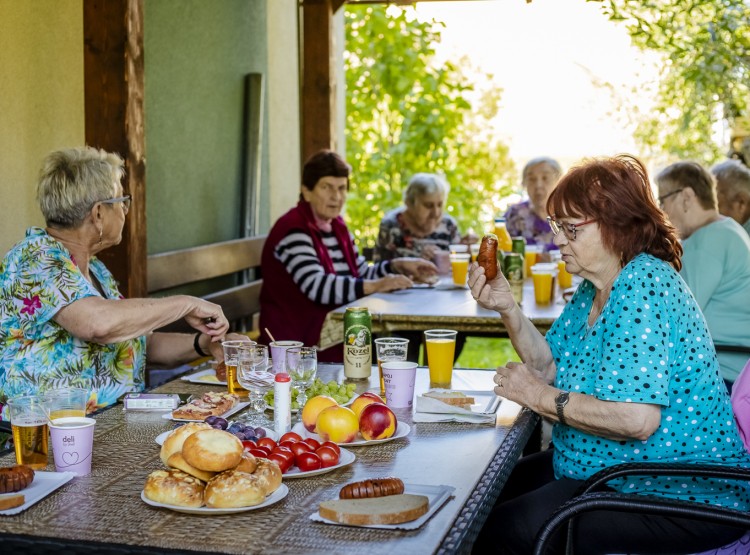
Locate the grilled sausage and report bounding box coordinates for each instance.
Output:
[477,233,499,280]
[339,477,405,499]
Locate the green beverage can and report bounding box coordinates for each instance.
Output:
[511,237,525,257]
[344,307,372,380]
[503,252,524,305]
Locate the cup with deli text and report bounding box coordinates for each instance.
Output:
[382,361,418,409]
[424,329,457,388]
[450,253,471,287]
[43,387,89,420]
[269,340,304,374]
[49,417,96,476]
[7,395,49,469]
[374,338,409,398]
[222,339,255,396]
[531,263,558,304]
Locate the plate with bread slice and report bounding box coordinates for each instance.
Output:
[422,389,501,415]
[181,367,227,386]
[0,467,76,515]
[310,477,454,530]
[141,483,288,515]
[291,421,411,447]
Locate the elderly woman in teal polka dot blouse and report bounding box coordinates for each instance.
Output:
[468,155,750,555]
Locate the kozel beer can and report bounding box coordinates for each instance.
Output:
[503,252,524,305]
[344,307,372,380]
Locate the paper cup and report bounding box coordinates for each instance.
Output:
[49,417,96,476]
[382,361,418,409]
[269,340,304,374]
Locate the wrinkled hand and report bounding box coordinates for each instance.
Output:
[375,273,413,292]
[391,257,439,283]
[209,332,250,362]
[461,230,479,245]
[468,262,516,313]
[184,297,230,340]
[493,361,546,406]
[420,244,438,261]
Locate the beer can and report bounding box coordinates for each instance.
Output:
[344,307,372,380]
[511,237,525,257]
[503,252,524,305]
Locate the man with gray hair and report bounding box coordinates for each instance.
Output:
[712,159,750,236]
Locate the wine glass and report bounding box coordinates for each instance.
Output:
[236,344,274,421]
[285,346,317,410]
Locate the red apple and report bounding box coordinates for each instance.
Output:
[350,391,385,419]
[358,402,397,441]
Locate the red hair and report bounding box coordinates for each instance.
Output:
[546,155,682,270]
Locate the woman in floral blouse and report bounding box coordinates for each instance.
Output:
[0,147,240,417]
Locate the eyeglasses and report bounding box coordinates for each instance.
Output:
[658,188,684,207]
[547,216,596,241]
[99,195,131,213]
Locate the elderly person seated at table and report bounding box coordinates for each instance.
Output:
[712,158,750,236]
[259,150,437,362]
[656,161,750,388]
[469,155,750,554]
[0,147,242,417]
[503,156,562,252]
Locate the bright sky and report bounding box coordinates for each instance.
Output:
[413,0,662,171]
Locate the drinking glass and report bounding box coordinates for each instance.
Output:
[7,395,49,469]
[222,339,255,396]
[424,329,457,388]
[374,337,409,398]
[286,347,318,409]
[236,344,274,419]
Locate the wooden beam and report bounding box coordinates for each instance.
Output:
[302,0,336,161]
[83,0,146,298]
[332,0,347,12]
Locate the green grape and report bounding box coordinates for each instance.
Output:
[327,380,338,390]
[291,401,300,410]
[346,384,357,392]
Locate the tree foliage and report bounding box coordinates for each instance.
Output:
[344,6,517,248]
[600,0,750,164]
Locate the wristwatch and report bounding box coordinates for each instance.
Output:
[555,391,570,426]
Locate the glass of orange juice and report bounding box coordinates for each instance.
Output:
[557,260,573,289]
[43,387,89,420]
[524,245,541,278]
[450,253,471,287]
[424,329,457,388]
[531,263,557,304]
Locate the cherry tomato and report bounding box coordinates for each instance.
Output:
[280,431,302,443]
[257,437,277,452]
[290,441,312,458]
[320,441,340,455]
[248,448,269,459]
[296,452,322,472]
[303,438,321,451]
[241,439,258,451]
[272,446,295,465]
[279,440,298,450]
[268,452,293,473]
[315,446,340,468]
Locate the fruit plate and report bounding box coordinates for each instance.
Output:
[309,483,455,530]
[267,393,356,415]
[181,367,226,386]
[161,401,250,422]
[291,421,411,447]
[154,425,277,446]
[283,447,355,479]
[0,471,77,516]
[141,484,288,515]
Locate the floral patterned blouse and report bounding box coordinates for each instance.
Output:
[0,227,145,418]
[374,207,461,261]
[503,200,557,251]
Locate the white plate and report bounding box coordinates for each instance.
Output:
[181,367,227,386]
[162,401,250,422]
[456,390,502,415]
[283,447,355,479]
[141,484,288,515]
[291,421,410,447]
[310,483,455,530]
[154,425,277,446]
[0,470,76,516]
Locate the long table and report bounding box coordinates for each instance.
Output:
[319,278,565,350]
[0,365,538,554]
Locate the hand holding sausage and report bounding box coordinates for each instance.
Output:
[477,234,498,280]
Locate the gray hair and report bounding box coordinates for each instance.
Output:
[711,159,750,199]
[37,147,125,228]
[404,173,449,206]
[522,157,563,182]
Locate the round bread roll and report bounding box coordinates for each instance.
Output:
[167,452,216,483]
[143,469,204,508]
[159,422,212,465]
[182,429,243,472]
[234,451,258,474]
[253,458,282,495]
[205,470,266,508]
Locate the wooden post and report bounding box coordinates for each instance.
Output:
[83,0,146,298]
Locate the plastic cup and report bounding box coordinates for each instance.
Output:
[49,416,96,476]
[269,340,304,374]
[374,338,409,398]
[450,253,471,287]
[424,329,457,388]
[557,260,573,289]
[43,387,89,420]
[7,395,49,469]
[449,244,468,254]
[222,339,255,395]
[433,250,451,275]
[531,263,557,304]
[382,361,418,409]
[524,245,541,278]
[470,243,480,262]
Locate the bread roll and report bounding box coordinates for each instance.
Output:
[234,451,258,474]
[143,469,204,508]
[319,494,429,525]
[0,465,34,494]
[167,452,216,483]
[182,429,243,472]
[159,422,212,465]
[204,470,266,508]
[253,458,282,495]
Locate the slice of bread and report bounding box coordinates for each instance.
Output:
[0,493,25,511]
[319,494,429,525]
[422,390,475,408]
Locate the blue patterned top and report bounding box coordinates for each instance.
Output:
[547,253,750,509]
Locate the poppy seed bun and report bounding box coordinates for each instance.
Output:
[252,458,282,495]
[159,422,212,465]
[181,429,243,472]
[234,451,258,474]
[143,469,204,508]
[204,470,266,508]
[166,452,216,483]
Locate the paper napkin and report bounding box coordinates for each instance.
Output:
[413,395,496,424]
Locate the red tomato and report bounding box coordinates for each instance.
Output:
[320,441,340,456]
[296,452,322,472]
[257,437,277,452]
[290,441,312,457]
[268,452,293,473]
[272,446,295,464]
[248,448,269,459]
[315,446,340,468]
[280,431,302,443]
[279,440,298,450]
[241,440,257,451]
[303,438,321,451]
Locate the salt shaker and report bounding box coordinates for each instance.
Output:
[274,372,291,437]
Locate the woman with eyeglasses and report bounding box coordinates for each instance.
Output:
[468,155,750,554]
[0,147,244,415]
